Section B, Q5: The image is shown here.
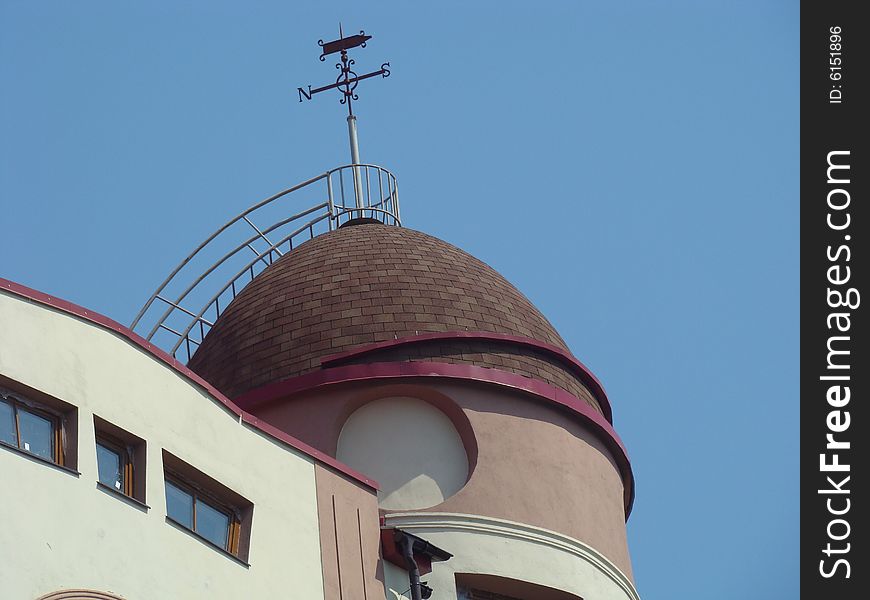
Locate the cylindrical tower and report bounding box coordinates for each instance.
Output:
[188,222,638,600]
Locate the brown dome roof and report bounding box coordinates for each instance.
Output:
[188,224,572,399]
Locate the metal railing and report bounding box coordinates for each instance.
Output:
[130,163,400,363]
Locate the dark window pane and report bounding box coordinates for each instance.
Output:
[0,399,16,445]
[18,409,53,460]
[196,499,230,550]
[165,481,194,528]
[97,442,123,491]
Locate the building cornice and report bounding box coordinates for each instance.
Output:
[383,512,641,600]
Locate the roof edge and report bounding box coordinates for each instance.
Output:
[0,277,379,492]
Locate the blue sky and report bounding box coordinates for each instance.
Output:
[1,2,798,598]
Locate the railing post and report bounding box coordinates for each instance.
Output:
[326,173,335,230]
[393,175,400,222]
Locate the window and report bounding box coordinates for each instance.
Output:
[1,391,65,465]
[164,477,241,553]
[97,438,128,492]
[93,415,147,504]
[162,450,252,561]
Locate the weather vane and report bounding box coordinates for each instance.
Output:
[297,25,390,116]
[296,25,391,207]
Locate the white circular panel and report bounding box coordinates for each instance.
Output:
[337,396,469,510]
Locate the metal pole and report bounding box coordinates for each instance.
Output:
[347,115,365,210]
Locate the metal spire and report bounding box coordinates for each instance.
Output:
[297,25,391,209]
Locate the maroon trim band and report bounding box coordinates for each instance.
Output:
[0,277,379,491]
[321,331,614,423]
[2,279,242,417]
[234,360,635,516]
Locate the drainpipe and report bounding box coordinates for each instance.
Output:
[397,533,423,600]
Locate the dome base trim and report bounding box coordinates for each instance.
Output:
[233,360,634,517]
[320,331,613,423]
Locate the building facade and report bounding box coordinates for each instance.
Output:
[1,215,638,599]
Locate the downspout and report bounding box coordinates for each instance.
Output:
[397,533,423,600]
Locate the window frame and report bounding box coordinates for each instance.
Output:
[0,393,64,465]
[95,431,134,497]
[93,415,147,505]
[164,470,243,556]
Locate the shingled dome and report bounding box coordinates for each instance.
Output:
[188,223,606,413]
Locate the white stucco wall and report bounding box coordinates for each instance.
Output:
[0,291,327,600]
[337,396,469,510]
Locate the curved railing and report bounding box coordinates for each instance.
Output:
[130,164,400,362]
